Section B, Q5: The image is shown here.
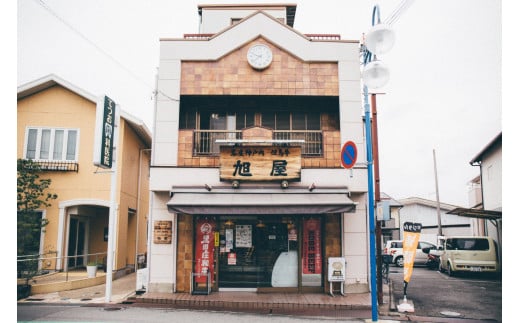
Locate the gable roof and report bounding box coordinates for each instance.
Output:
[380,192,403,208]
[160,10,358,63]
[398,197,462,211]
[17,74,151,146]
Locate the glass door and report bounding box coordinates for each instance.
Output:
[67,217,86,268]
[217,216,298,288]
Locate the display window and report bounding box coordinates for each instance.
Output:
[198,215,324,289]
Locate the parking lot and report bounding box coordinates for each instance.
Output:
[388,265,502,321]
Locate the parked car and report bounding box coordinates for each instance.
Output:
[438,236,499,276]
[383,239,437,267]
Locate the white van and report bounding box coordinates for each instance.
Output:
[383,240,437,267]
[438,236,499,276]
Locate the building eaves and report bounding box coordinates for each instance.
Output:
[160,10,358,65]
[398,196,462,211]
[18,74,151,147]
[17,74,98,102]
[469,132,502,165]
[380,192,403,207]
[197,3,297,27]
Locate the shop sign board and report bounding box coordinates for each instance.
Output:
[93,95,117,169]
[302,218,322,274]
[219,146,301,181]
[328,257,346,282]
[153,220,172,244]
[194,218,216,283]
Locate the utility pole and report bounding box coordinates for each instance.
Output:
[371,93,383,304]
[433,149,442,236]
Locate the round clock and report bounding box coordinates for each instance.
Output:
[247,44,273,70]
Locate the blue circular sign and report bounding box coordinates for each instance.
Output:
[341,141,357,169]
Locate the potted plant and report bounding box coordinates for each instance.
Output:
[86,261,98,278]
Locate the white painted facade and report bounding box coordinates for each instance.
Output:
[469,133,502,243]
[397,197,472,245]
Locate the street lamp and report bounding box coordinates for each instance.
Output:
[361,4,394,322]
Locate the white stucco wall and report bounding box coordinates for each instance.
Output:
[200,7,288,34]
[398,201,472,244]
[147,192,177,293]
[343,192,369,293]
[481,145,502,212]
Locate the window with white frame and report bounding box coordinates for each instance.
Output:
[25,128,79,161]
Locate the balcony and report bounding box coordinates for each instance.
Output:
[193,130,322,156]
[21,160,79,172]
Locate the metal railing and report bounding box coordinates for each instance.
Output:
[193,130,243,155]
[193,130,322,156]
[17,252,107,282]
[273,130,323,156]
[183,33,341,41]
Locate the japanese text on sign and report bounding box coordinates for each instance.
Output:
[195,218,216,283]
[220,146,301,181]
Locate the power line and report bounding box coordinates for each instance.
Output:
[384,0,415,26]
[32,0,179,102]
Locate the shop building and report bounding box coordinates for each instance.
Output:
[148,3,370,294]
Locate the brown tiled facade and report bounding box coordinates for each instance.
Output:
[176,214,194,292]
[180,38,339,96]
[177,38,342,169]
[177,124,342,168]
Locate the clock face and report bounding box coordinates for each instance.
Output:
[247,44,273,70]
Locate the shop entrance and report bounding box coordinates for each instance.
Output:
[214,215,323,290]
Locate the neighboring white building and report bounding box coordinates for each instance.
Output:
[397,197,472,244]
[469,132,502,243]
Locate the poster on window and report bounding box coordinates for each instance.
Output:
[225,229,233,252]
[302,218,322,274]
[235,225,252,248]
[194,217,216,283]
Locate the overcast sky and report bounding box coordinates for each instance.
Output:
[16,0,510,208]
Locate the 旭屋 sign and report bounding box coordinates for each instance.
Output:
[219,146,301,181]
[93,96,116,169]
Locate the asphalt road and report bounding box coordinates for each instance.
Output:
[17,304,368,322]
[388,265,502,322]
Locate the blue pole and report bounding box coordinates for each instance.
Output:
[364,84,378,321]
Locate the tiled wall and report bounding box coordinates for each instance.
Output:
[176,214,194,292]
[176,38,343,169]
[180,38,339,96]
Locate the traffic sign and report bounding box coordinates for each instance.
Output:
[340,141,357,169]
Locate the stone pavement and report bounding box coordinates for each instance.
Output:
[19,272,403,322]
[19,272,137,304]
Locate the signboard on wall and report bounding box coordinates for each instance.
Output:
[219,146,301,181]
[153,221,172,244]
